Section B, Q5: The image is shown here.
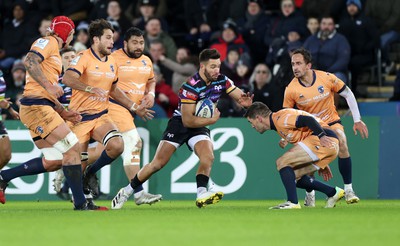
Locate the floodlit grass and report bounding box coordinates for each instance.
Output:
[1,200,399,246]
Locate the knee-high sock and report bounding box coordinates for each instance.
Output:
[0,158,45,182]
[279,166,298,204]
[63,165,86,208]
[338,157,352,184]
[297,175,336,197]
[86,150,115,175]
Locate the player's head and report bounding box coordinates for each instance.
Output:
[123,27,145,58]
[49,16,75,47]
[199,49,221,82]
[244,102,272,134]
[89,19,114,56]
[291,48,312,78]
[60,46,77,70]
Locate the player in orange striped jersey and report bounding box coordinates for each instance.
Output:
[0,16,99,210]
[62,19,154,205]
[283,48,369,206]
[245,102,344,209]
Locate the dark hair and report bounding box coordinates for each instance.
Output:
[88,19,114,45]
[199,49,220,63]
[291,47,312,64]
[124,27,144,42]
[244,102,272,119]
[319,15,335,23]
[60,46,76,56]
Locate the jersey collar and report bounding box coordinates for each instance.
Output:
[90,47,108,62]
[298,70,316,87]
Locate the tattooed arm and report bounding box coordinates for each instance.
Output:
[24,52,64,99]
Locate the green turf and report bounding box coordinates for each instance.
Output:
[1,200,399,246]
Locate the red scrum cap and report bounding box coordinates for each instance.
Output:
[50,16,75,43]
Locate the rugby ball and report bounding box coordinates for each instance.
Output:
[195,98,215,118]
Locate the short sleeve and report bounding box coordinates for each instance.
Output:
[67,52,87,75]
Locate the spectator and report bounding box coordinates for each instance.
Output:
[301,0,335,19]
[106,0,131,35]
[0,1,37,71]
[264,0,308,48]
[365,0,400,69]
[148,40,173,85]
[286,26,303,51]
[107,19,123,51]
[338,0,379,95]
[132,0,169,32]
[303,15,351,83]
[306,16,319,35]
[220,47,242,84]
[159,47,198,94]
[89,0,109,20]
[37,17,52,38]
[219,84,250,117]
[236,0,271,64]
[250,63,284,112]
[144,17,177,60]
[5,60,25,105]
[210,18,251,63]
[235,59,251,87]
[389,68,400,101]
[73,21,89,52]
[153,64,179,118]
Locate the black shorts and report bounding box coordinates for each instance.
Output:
[161,116,210,150]
[0,121,7,136]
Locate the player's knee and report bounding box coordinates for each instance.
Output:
[42,158,62,171]
[199,152,214,166]
[276,157,287,171]
[106,137,124,157]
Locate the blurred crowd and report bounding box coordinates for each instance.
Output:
[1,0,400,119]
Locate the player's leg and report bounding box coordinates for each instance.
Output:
[332,124,360,203]
[0,122,11,169]
[111,140,175,209]
[270,144,312,209]
[121,128,142,181]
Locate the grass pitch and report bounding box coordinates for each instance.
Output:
[1,200,399,246]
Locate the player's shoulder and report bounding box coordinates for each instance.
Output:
[314,69,333,78]
[32,36,57,50]
[185,73,203,87]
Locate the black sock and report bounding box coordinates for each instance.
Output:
[0,157,45,182]
[86,150,115,175]
[279,166,298,204]
[297,175,336,197]
[338,157,352,184]
[196,174,209,188]
[63,165,86,208]
[130,174,144,191]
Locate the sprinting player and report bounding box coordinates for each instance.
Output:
[283,48,369,206]
[0,69,20,170]
[111,48,253,209]
[0,16,97,210]
[245,102,344,209]
[62,19,154,203]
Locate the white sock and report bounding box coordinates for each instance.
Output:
[197,187,207,197]
[124,184,134,195]
[344,184,353,192]
[306,190,315,196]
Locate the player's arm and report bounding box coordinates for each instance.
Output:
[338,86,369,139]
[295,115,333,147]
[141,77,156,108]
[62,69,108,97]
[228,87,253,108]
[109,84,154,121]
[181,103,219,128]
[24,52,63,98]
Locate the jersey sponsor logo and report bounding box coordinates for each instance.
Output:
[214,85,223,92]
[318,85,324,94]
[141,60,147,66]
[70,56,81,66]
[110,64,115,72]
[33,38,49,49]
[35,126,44,135]
[130,82,146,89]
[166,133,174,138]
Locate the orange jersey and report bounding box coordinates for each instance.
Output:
[283,70,346,124]
[23,36,62,102]
[110,49,154,104]
[67,48,118,115]
[271,108,329,144]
